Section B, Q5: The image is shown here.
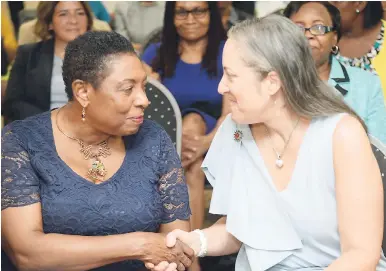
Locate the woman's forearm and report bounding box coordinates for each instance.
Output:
[202,217,241,256]
[325,250,380,271]
[8,231,150,271]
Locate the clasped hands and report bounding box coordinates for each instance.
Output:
[144,230,200,271]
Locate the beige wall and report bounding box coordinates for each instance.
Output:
[23,1,38,10]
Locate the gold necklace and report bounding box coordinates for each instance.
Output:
[56,107,111,183]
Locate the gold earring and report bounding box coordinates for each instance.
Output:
[82,107,86,122]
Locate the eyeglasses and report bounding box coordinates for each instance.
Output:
[297,24,335,36]
[175,8,209,20]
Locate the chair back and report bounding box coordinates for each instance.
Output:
[145,77,182,156]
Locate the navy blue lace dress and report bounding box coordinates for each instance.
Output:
[1,112,191,271]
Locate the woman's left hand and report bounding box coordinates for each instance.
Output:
[146,229,202,271]
[181,134,208,168]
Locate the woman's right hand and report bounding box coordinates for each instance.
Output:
[138,233,194,271]
[145,230,202,271]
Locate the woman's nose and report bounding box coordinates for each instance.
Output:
[218,77,229,95]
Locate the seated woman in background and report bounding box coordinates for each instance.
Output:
[1,31,193,271]
[329,1,386,100]
[142,1,230,231]
[17,10,112,46]
[284,1,386,143]
[3,1,92,123]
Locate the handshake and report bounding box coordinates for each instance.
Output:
[142,229,205,271]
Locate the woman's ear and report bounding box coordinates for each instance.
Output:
[354,1,367,13]
[266,71,282,96]
[72,80,90,107]
[333,31,338,46]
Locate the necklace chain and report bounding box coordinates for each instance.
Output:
[265,118,300,162]
[55,107,111,183]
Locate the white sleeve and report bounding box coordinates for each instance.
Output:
[201,114,236,215]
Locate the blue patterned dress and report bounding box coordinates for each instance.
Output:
[1,112,191,271]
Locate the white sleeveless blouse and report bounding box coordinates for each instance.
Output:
[202,113,386,271]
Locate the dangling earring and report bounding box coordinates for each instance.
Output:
[355,9,360,14]
[331,45,339,55]
[82,107,86,122]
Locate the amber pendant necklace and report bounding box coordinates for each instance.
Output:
[78,139,111,183]
[56,107,111,183]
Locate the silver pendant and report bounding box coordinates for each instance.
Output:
[275,158,284,168]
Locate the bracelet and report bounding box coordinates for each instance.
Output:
[193,229,208,257]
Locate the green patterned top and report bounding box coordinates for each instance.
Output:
[335,21,384,75]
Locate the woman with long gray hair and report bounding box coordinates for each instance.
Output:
[146,15,386,271]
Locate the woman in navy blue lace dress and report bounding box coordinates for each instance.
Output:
[1,31,194,271]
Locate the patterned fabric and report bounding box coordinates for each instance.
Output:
[335,21,384,74]
[1,112,191,271]
[145,83,178,148]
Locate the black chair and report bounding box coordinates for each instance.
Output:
[145,77,182,156]
[369,135,386,252]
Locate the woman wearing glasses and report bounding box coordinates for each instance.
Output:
[142,1,229,233]
[329,1,385,101]
[284,1,386,143]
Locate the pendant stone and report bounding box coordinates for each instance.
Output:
[87,159,107,183]
[276,158,284,168]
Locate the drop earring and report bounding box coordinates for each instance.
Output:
[82,107,86,122]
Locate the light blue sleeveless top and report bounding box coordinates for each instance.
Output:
[202,113,386,271]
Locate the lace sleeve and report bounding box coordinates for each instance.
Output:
[1,126,40,210]
[157,129,191,223]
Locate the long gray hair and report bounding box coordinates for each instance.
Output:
[228,15,366,130]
